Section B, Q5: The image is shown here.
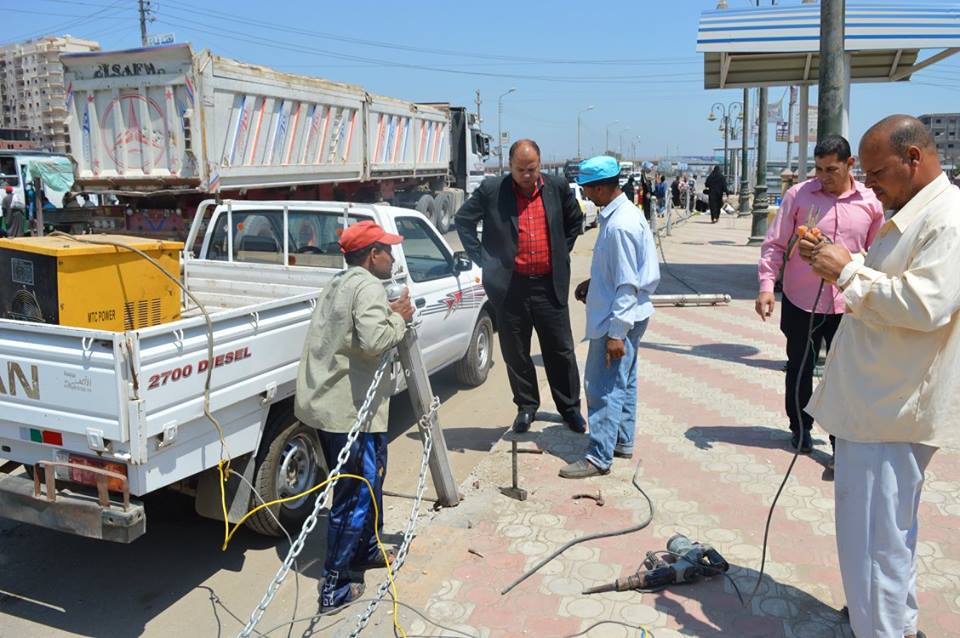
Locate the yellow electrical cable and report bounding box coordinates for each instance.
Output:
[223,471,406,638]
[43,234,402,632]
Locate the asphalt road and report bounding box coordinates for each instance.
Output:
[0,226,598,638]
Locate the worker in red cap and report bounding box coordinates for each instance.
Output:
[295,220,413,612]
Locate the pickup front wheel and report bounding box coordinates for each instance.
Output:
[455,311,493,387]
[246,410,328,537]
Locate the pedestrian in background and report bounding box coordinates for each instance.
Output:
[654,175,667,216]
[671,177,681,209]
[562,156,660,478]
[295,220,414,612]
[705,165,727,223]
[455,139,586,435]
[801,114,959,638]
[640,174,653,221]
[756,135,884,459]
[622,175,636,205]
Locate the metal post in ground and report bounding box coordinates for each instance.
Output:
[395,320,460,507]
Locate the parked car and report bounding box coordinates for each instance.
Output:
[569,182,599,230]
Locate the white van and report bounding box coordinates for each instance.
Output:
[0,150,74,209]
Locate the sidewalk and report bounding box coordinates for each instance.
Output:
[367,213,960,638]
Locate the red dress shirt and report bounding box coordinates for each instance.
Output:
[513,177,552,276]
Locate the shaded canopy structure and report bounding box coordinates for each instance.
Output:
[697,3,960,89]
[696,2,960,179]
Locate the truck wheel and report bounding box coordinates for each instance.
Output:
[415,194,437,227]
[455,311,493,387]
[246,409,327,537]
[435,191,462,234]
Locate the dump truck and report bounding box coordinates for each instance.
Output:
[60,44,491,237]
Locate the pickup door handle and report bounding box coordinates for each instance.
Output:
[415,298,426,308]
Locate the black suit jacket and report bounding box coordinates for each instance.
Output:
[454,174,583,308]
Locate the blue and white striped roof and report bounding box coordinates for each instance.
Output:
[697,3,960,53]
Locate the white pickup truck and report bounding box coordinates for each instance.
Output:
[0,200,493,542]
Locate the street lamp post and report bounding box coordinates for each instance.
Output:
[605,120,620,155]
[497,87,516,176]
[749,86,771,243]
[738,88,751,215]
[577,105,594,159]
[708,101,741,187]
[618,127,631,159]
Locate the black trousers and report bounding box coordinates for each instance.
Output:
[497,274,581,416]
[708,193,724,222]
[780,294,842,433]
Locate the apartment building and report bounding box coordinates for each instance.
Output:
[919,113,960,170]
[0,36,100,153]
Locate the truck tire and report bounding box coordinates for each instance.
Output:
[415,194,437,227]
[433,192,453,233]
[246,408,328,537]
[455,311,493,387]
[434,190,463,234]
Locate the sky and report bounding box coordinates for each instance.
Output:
[6,0,960,163]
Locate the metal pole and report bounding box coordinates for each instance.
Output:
[739,88,751,215]
[497,98,504,177]
[475,89,482,123]
[396,324,460,507]
[749,87,770,243]
[798,85,810,178]
[497,88,515,176]
[722,116,729,185]
[785,86,796,172]
[577,113,582,159]
[33,176,44,237]
[817,0,846,140]
[139,0,148,47]
[576,106,593,158]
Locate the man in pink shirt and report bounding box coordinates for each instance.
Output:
[756,135,884,457]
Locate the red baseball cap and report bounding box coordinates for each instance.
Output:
[338,220,403,254]
[3,186,12,193]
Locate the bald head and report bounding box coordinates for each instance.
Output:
[508,138,542,194]
[861,115,936,157]
[858,115,942,211]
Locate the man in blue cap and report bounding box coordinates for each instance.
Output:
[560,156,660,478]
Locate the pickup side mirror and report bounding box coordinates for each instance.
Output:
[452,250,472,272]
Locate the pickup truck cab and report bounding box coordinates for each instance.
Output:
[0,200,494,542]
[191,200,493,386]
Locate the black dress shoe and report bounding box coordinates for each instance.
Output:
[512,410,535,433]
[790,431,812,454]
[563,412,586,434]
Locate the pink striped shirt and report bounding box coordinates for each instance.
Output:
[759,177,884,314]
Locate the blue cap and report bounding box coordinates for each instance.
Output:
[576,155,620,185]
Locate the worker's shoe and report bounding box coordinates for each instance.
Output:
[562,411,587,434]
[319,581,365,615]
[559,458,609,479]
[351,547,397,571]
[613,449,634,459]
[512,409,536,434]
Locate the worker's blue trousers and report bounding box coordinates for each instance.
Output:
[317,431,387,609]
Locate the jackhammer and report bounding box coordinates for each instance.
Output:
[583,534,729,594]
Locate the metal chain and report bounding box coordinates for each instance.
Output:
[349,395,440,638]
[238,352,393,638]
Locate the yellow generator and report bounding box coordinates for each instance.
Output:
[0,235,183,331]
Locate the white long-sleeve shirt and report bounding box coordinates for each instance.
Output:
[807,173,960,448]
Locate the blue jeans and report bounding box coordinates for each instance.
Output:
[317,431,387,608]
[584,320,648,470]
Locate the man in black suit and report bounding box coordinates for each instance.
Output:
[455,139,585,434]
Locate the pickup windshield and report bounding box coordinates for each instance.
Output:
[206,209,373,267]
